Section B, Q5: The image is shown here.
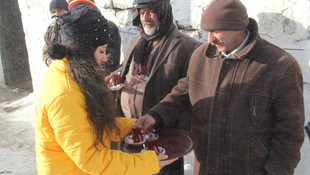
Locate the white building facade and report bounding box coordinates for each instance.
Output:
[15,0,310,174]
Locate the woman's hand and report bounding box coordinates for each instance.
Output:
[104,73,113,85]
[157,155,178,169]
[104,70,121,86]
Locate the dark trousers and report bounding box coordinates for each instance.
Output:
[155,157,184,175]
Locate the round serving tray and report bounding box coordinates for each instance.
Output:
[118,128,198,159]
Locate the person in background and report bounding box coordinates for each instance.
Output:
[42,0,68,66]
[138,0,305,175]
[35,5,176,175]
[68,0,121,72]
[305,122,310,140]
[105,0,200,174]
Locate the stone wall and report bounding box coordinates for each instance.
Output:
[16,0,310,174]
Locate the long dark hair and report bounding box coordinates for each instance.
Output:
[48,5,120,149]
[68,49,120,149]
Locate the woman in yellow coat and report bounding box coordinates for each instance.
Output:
[35,5,175,175]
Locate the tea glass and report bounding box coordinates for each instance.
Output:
[131,124,144,143]
[108,70,123,91]
[145,133,160,155]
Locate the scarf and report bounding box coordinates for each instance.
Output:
[131,2,175,76]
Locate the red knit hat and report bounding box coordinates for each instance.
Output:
[200,0,249,31]
[68,0,96,10]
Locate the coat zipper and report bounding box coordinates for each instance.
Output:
[252,97,256,117]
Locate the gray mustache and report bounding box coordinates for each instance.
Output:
[210,40,222,46]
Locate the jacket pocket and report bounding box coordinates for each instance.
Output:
[249,135,270,160]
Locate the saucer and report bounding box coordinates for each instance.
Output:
[118,128,198,160]
[108,84,124,91]
[141,147,166,156]
[125,134,146,145]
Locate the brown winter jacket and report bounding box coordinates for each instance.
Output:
[149,18,305,175]
[118,27,200,129]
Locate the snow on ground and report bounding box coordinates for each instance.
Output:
[0,87,36,174]
[0,87,194,175]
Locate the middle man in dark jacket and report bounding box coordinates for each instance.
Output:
[106,0,200,174]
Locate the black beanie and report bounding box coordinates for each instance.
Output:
[49,0,69,12]
[48,5,110,60]
[200,0,249,31]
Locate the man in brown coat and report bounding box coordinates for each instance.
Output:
[138,0,305,175]
[106,0,200,174]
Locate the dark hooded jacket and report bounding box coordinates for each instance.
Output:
[149,18,305,175]
[42,19,57,66]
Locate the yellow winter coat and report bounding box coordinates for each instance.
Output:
[35,59,159,175]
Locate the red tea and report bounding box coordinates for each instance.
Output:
[132,127,144,143]
[113,74,120,85]
[146,135,160,155]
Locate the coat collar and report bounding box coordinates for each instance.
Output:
[205,18,261,60]
[120,27,182,81]
[148,27,181,79]
[52,57,69,73]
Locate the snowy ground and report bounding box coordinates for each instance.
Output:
[0,87,37,174]
[0,87,194,175]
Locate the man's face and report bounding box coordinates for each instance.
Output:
[51,8,67,19]
[139,8,160,36]
[207,30,242,53]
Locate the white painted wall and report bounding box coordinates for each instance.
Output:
[16,0,310,174]
[0,50,4,87]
